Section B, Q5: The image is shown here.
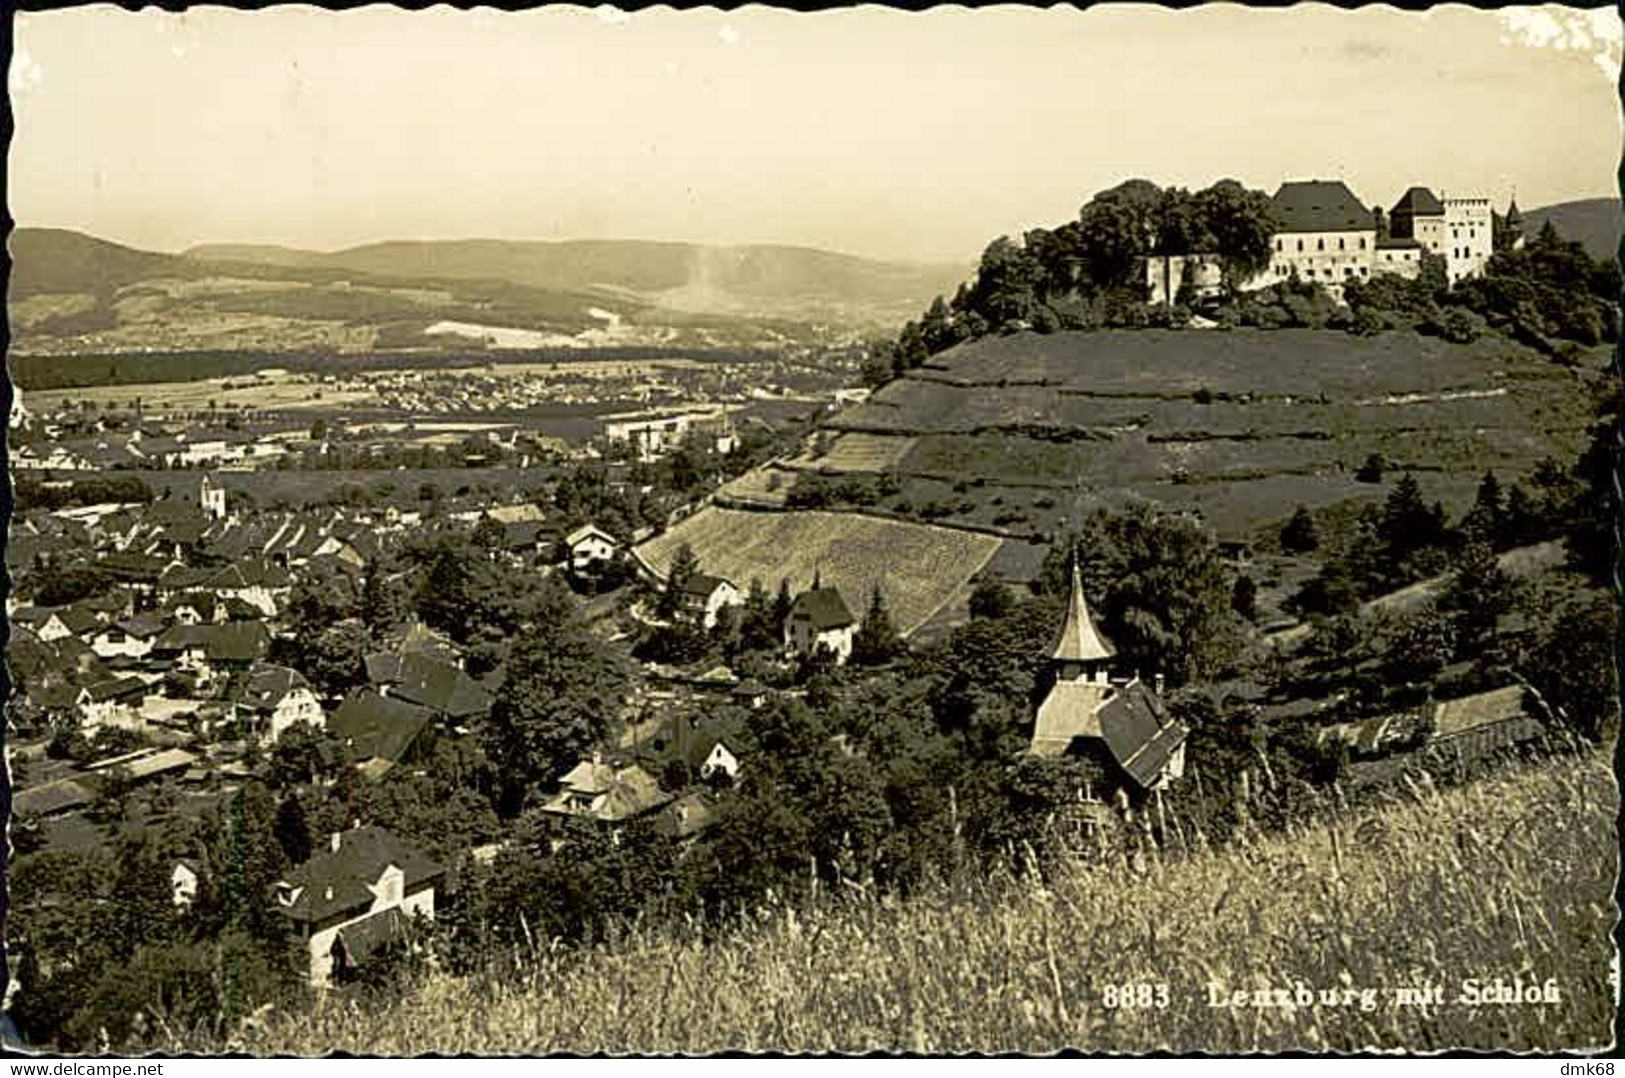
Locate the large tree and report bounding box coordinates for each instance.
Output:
[481,580,630,812]
[1044,501,1241,683]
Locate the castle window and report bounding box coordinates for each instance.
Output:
[1275,239,1282,252]
[1317,238,1325,251]
[1359,237,1366,250]
[1338,237,1345,250]
[1297,239,1304,253]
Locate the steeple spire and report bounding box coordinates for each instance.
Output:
[1049,556,1114,665]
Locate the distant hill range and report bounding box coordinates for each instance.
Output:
[1522,197,1621,260]
[183,238,967,314]
[7,228,969,354]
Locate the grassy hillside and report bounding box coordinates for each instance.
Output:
[1526,197,1622,261]
[812,328,1605,541]
[210,754,1616,1055]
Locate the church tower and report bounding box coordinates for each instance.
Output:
[199,473,228,521]
[1048,559,1117,685]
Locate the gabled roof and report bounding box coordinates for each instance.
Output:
[545,760,672,822]
[1270,180,1376,234]
[115,612,169,639]
[389,653,494,719]
[1097,681,1187,789]
[1050,562,1115,664]
[565,523,618,548]
[14,778,96,818]
[154,622,271,663]
[276,825,443,924]
[235,662,316,712]
[679,573,734,599]
[1432,685,1529,739]
[80,675,147,703]
[329,689,436,763]
[1390,186,1445,218]
[1031,679,1186,789]
[788,587,855,631]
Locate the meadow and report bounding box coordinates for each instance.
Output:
[635,507,1003,636]
[207,753,1617,1055]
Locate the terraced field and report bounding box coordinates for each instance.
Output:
[811,328,1604,541]
[635,507,1003,636]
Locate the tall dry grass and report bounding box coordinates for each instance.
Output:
[207,755,1617,1055]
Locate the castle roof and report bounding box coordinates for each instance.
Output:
[1270,180,1376,234]
[1390,186,1445,218]
[1049,562,1115,664]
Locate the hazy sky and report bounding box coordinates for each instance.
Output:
[10,4,1621,264]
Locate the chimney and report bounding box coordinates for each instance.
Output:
[330,832,343,853]
[1153,672,1166,695]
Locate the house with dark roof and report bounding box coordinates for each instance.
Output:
[329,689,438,770]
[1257,179,1378,291]
[153,623,271,685]
[1389,185,1446,249]
[784,585,857,665]
[75,675,149,730]
[232,661,326,744]
[272,825,443,986]
[1028,562,1187,794]
[1386,184,1495,285]
[90,613,167,661]
[675,573,743,631]
[368,651,493,722]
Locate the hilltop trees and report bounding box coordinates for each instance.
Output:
[877,178,1279,375]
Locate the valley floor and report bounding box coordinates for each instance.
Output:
[211,752,1617,1056]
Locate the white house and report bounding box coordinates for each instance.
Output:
[273,826,443,987]
[676,574,744,630]
[76,677,148,731]
[234,662,326,744]
[90,615,165,660]
[697,740,741,782]
[172,860,200,908]
[783,585,857,666]
[1386,186,1495,286]
[565,524,621,574]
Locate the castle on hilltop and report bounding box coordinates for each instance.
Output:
[1145,180,1523,304]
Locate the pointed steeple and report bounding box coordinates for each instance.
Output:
[1049,557,1114,665]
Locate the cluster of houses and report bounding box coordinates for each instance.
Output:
[7,444,1549,990]
[1144,180,1523,304]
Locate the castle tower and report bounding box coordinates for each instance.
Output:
[199,473,227,521]
[1504,196,1526,251]
[1049,559,1117,686]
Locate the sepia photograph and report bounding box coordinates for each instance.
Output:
[3,1,1620,1058]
